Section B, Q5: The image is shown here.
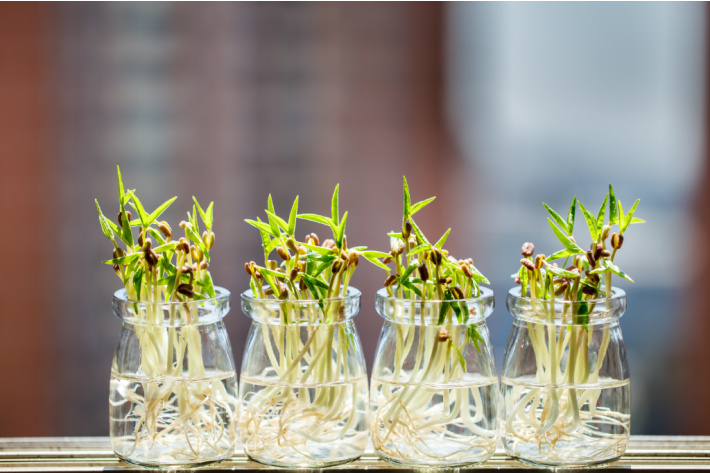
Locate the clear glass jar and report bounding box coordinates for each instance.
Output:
[239,287,369,468]
[110,287,238,467]
[371,288,500,468]
[502,287,630,467]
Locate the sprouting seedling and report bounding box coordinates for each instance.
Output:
[369,177,498,464]
[505,184,643,457]
[378,176,489,354]
[96,166,236,464]
[239,184,379,461]
[243,184,388,306]
[96,166,217,302]
[515,184,644,304]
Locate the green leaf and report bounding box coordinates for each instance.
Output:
[185,223,210,262]
[547,248,578,261]
[408,244,430,256]
[153,242,178,253]
[265,210,289,234]
[410,196,436,216]
[192,197,213,231]
[258,266,289,280]
[403,176,411,219]
[400,265,418,281]
[548,218,583,252]
[298,213,338,234]
[467,325,484,353]
[331,184,340,227]
[606,260,634,282]
[116,165,125,200]
[451,342,467,370]
[567,196,577,235]
[146,196,177,227]
[266,195,279,236]
[608,184,618,225]
[401,280,422,298]
[313,256,337,277]
[545,265,580,279]
[95,199,117,241]
[387,232,403,239]
[336,211,348,248]
[245,219,279,238]
[102,253,141,265]
[622,199,641,233]
[437,301,451,324]
[630,217,645,224]
[146,227,167,246]
[434,228,451,249]
[361,251,390,271]
[133,267,144,300]
[407,216,430,246]
[129,194,150,228]
[543,203,568,235]
[301,242,333,255]
[301,273,330,291]
[288,196,299,236]
[577,201,599,241]
[596,193,609,235]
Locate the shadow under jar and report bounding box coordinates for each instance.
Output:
[110,287,239,468]
[371,288,499,468]
[239,287,369,468]
[502,287,630,467]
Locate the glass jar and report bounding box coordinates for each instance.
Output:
[502,287,630,467]
[109,287,238,467]
[239,287,369,468]
[370,288,500,468]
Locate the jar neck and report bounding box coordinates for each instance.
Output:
[112,287,230,327]
[240,286,361,325]
[506,286,626,326]
[374,287,495,326]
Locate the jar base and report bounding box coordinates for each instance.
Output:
[116,450,233,469]
[247,453,361,469]
[510,454,623,469]
[377,452,493,469]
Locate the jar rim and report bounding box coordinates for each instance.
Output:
[375,286,495,325]
[240,286,361,305]
[240,286,361,325]
[506,286,627,325]
[113,286,230,305]
[112,286,231,326]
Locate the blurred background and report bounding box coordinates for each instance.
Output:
[0,2,707,436]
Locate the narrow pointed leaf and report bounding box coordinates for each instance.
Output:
[607,260,634,282]
[403,176,411,219]
[608,184,618,225]
[95,200,117,240]
[596,193,609,234]
[407,216,430,246]
[577,201,599,241]
[434,228,451,249]
[288,196,299,236]
[543,203,568,235]
[410,196,436,216]
[129,194,150,228]
[548,218,583,252]
[147,196,177,227]
[331,184,340,227]
[336,211,348,248]
[362,253,390,271]
[567,196,577,234]
[102,253,141,265]
[547,248,577,262]
[265,210,289,233]
[622,199,641,233]
[245,219,279,238]
[300,242,332,255]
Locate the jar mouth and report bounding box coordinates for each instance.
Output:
[506,286,627,326]
[375,286,495,326]
[112,286,231,326]
[240,286,361,325]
